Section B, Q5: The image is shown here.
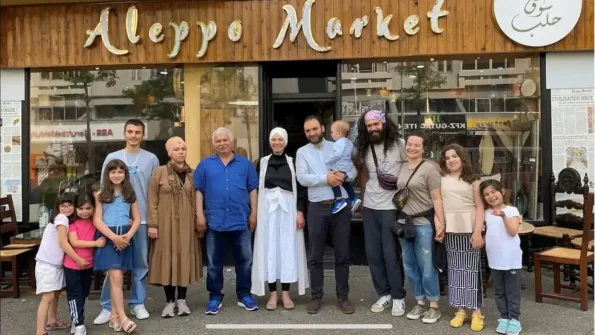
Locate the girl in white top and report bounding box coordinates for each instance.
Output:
[35,192,89,335]
[480,179,523,335]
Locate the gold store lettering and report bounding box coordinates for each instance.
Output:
[83,1,449,57]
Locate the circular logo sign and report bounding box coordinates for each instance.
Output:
[493,0,582,47]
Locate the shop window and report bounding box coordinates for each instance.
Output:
[183,64,259,164]
[340,57,542,220]
[29,67,183,217]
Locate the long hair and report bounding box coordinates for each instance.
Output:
[354,112,401,162]
[98,159,136,204]
[49,192,76,224]
[439,143,479,184]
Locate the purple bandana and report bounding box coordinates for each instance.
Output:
[364,109,386,124]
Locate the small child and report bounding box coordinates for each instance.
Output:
[35,192,86,335]
[327,120,362,214]
[64,191,106,335]
[480,179,523,335]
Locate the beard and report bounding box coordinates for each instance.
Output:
[368,129,385,144]
[309,134,324,145]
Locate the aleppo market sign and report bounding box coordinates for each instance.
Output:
[493,0,582,47]
[83,0,449,58]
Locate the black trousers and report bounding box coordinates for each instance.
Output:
[362,208,406,299]
[307,201,351,299]
[64,268,94,327]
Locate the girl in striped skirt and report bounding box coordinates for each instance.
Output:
[439,144,486,331]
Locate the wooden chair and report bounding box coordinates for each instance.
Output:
[0,248,34,298]
[534,192,594,311]
[0,195,19,247]
[530,169,587,282]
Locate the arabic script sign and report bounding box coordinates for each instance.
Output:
[493,0,582,47]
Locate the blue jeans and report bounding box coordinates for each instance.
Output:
[100,224,148,310]
[399,224,439,302]
[206,228,252,301]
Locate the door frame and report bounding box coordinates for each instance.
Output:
[258,61,342,156]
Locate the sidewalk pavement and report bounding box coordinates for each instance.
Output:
[1,266,593,335]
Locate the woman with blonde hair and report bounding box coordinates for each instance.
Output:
[251,127,309,310]
[147,136,203,318]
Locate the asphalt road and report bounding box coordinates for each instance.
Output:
[1,266,593,335]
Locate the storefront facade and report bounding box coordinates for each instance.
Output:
[1,0,593,237]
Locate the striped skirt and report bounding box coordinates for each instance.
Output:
[445,233,483,310]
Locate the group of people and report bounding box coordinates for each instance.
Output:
[32,112,525,335]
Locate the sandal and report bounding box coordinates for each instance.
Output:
[109,316,122,332]
[121,318,137,334]
[46,320,70,331]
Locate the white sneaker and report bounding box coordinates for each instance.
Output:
[131,304,150,320]
[370,295,392,313]
[73,325,87,335]
[391,299,406,316]
[93,309,111,325]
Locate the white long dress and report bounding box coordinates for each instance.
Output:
[251,154,309,296]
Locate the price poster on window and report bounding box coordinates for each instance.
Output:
[0,100,23,221]
[551,89,595,212]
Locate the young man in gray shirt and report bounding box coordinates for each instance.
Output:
[94,119,160,324]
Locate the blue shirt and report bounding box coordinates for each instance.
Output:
[326,137,355,173]
[101,149,160,225]
[296,139,358,202]
[194,154,258,232]
[102,195,131,228]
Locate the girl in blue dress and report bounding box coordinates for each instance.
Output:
[94,159,141,333]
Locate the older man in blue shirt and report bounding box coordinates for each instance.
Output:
[296,115,357,315]
[195,127,259,315]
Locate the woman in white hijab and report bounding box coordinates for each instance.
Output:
[251,127,309,310]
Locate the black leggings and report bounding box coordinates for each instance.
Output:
[268,282,290,292]
[164,285,187,303]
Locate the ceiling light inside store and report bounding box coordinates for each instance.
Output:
[417,65,425,69]
[409,75,416,78]
[430,58,434,61]
[95,67,99,70]
[160,70,168,75]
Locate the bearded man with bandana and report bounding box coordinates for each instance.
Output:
[354,109,408,317]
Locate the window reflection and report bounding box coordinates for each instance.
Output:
[29,67,183,214]
[341,57,542,220]
[183,65,259,164]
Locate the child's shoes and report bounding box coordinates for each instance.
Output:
[506,319,521,335]
[332,199,347,214]
[496,319,509,334]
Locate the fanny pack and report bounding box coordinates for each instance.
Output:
[370,145,398,191]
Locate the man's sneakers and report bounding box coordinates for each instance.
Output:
[205,300,222,315]
[332,196,362,215]
[238,296,259,311]
[130,305,150,320]
[93,310,111,325]
[370,295,405,316]
[370,295,392,313]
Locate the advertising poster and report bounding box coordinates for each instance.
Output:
[0,101,23,221]
[550,89,595,216]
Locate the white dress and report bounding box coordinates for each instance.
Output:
[251,155,309,296]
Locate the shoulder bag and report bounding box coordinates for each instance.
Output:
[392,160,425,211]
